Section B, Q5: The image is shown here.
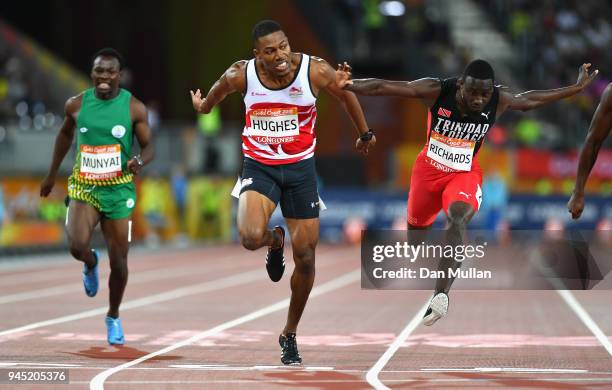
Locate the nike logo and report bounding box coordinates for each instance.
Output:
[481,112,490,120]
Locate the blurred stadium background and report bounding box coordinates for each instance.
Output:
[0,0,610,254]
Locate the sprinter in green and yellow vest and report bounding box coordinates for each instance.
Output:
[40,48,154,345]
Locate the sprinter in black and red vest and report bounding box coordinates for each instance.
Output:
[336,59,598,326]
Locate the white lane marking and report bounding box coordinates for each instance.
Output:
[0,253,242,305]
[0,362,82,367]
[525,248,612,358]
[81,378,612,384]
[0,247,349,335]
[166,364,335,371]
[90,270,360,390]
[558,289,612,357]
[366,300,429,390]
[421,367,588,373]
[0,268,264,337]
[0,362,607,375]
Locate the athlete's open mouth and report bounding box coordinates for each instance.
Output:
[275,61,288,72]
[97,82,111,90]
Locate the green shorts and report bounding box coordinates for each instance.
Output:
[68,176,137,220]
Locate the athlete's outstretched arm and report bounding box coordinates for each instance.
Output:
[40,96,79,197]
[128,98,155,175]
[568,84,612,219]
[190,61,247,114]
[312,58,375,155]
[498,63,598,115]
[335,62,440,104]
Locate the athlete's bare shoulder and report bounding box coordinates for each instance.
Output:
[309,55,332,73]
[600,83,612,110]
[308,55,335,85]
[64,93,84,120]
[65,93,83,114]
[224,60,248,91]
[226,60,248,80]
[129,94,147,122]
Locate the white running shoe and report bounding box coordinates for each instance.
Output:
[422,292,449,326]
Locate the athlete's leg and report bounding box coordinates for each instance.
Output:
[100,217,130,319]
[406,167,440,250]
[407,161,444,229]
[237,191,282,250]
[435,201,474,294]
[437,172,482,294]
[66,200,100,269]
[282,217,319,335]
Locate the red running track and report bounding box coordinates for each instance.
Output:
[0,244,611,389]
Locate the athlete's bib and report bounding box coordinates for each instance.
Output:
[426,132,475,171]
[79,144,122,180]
[245,107,299,145]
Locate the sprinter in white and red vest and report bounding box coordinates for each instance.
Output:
[190,20,374,365]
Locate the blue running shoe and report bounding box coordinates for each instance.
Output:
[105,316,125,345]
[83,249,99,297]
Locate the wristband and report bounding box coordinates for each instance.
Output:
[359,129,374,142]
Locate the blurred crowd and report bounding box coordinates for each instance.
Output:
[480,0,612,149]
[0,22,79,134]
[317,0,611,150]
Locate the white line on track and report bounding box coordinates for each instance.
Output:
[81,378,612,385]
[0,253,242,305]
[421,367,589,373]
[366,300,429,390]
[558,289,612,357]
[166,364,335,371]
[0,362,82,367]
[89,270,360,390]
[0,268,265,337]
[1,362,608,375]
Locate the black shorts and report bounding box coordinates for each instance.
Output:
[240,157,320,219]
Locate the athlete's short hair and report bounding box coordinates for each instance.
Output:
[463,59,494,81]
[92,48,124,70]
[252,20,283,43]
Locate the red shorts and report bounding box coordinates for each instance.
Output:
[407,152,483,227]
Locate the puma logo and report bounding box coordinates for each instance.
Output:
[459,191,472,199]
[481,112,490,120]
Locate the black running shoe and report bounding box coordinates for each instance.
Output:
[279,333,302,365]
[266,226,285,282]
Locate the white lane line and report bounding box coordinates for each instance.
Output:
[421,367,588,373]
[83,378,612,385]
[89,270,360,390]
[0,246,229,285]
[366,300,429,390]
[0,246,349,335]
[166,364,335,371]
[0,362,82,367]
[558,289,612,357]
[0,269,82,287]
[0,268,264,337]
[0,253,242,305]
[0,362,607,375]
